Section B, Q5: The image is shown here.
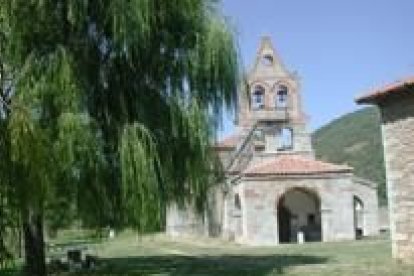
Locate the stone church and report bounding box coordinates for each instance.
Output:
[167,37,379,245]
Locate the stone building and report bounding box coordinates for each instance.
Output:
[167,37,379,245]
[357,77,414,264]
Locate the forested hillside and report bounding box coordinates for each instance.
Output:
[312,107,387,205]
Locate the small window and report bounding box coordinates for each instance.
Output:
[261,54,274,66]
[276,85,288,108]
[235,194,241,210]
[252,86,265,110]
[254,130,265,142]
[278,128,293,150]
[308,214,316,225]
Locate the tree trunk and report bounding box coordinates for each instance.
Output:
[23,211,46,276]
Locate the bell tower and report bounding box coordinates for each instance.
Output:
[237,37,313,156]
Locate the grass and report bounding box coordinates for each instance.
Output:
[60,233,414,275]
[3,232,414,275]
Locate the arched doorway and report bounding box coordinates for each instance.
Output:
[234,193,243,237]
[277,188,322,243]
[353,196,364,239]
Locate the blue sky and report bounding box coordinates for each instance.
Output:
[218,0,414,137]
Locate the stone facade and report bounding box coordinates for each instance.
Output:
[357,78,414,264]
[221,175,378,245]
[167,37,380,245]
[379,95,414,263]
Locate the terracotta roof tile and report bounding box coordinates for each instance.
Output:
[244,155,352,176]
[356,76,414,104]
[214,133,241,149]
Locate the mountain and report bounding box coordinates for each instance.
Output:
[312,107,387,205]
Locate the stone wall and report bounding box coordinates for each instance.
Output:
[291,123,313,154]
[166,173,379,245]
[231,174,378,245]
[166,187,224,238]
[166,203,207,238]
[380,95,414,263]
[350,178,379,236]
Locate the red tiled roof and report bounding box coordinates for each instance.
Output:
[244,155,352,176]
[356,76,414,104]
[214,133,241,150]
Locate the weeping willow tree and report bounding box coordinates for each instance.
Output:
[0,11,20,268]
[0,1,239,275]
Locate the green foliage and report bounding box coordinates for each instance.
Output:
[312,107,387,204]
[0,3,239,271]
[0,8,19,265]
[119,123,160,232]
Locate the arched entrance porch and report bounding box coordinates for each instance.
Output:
[277,188,322,243]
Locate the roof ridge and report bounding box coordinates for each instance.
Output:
[243,154,353,176]
[356,75,414,104]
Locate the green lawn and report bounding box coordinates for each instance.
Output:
[60,233,414,275]
[3,233,414,275]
